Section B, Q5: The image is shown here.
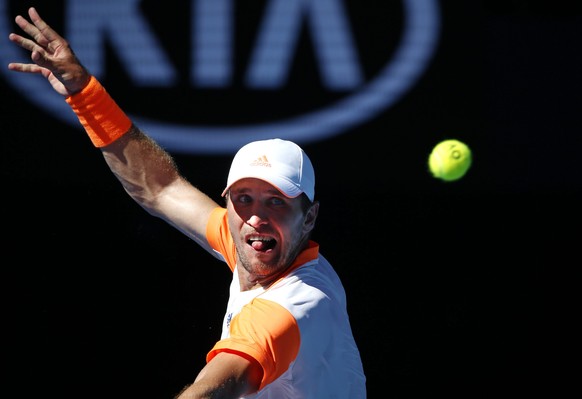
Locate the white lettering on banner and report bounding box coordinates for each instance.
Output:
[0,0,440,154]
[244,0,362,89]
[67,0,176,85]
[193,0,233,87]
[69,0,361,89]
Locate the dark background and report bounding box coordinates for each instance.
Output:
[2,1,580,398]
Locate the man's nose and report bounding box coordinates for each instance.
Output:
[246,214,267,228]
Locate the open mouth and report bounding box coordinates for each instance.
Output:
[248,237,277,252]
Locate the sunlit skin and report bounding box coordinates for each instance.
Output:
[6,8,366,398]
[226,178,319,291]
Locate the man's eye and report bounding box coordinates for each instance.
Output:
[269,197,285,206]
[238,194,252,203]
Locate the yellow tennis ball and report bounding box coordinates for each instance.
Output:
[428,139,472,181]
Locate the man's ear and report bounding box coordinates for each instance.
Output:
[304,201,320,231]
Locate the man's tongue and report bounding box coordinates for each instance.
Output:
[251,240,268,251]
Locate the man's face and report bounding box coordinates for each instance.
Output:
[226,178,315,280]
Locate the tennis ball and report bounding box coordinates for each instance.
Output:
[428,139,472,181]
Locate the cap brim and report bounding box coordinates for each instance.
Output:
[221,174,303,199]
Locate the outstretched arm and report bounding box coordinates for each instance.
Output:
[8,8,265,397]
[7,7,220,253]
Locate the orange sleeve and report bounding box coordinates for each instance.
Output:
[206,207,237,272]
[206,298,300,390]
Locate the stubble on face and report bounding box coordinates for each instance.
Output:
[226,191,309,287]
[234,213,306,284]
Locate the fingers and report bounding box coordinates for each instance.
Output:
[8,32,36,52]
[7,62,44,75]
[12,7,65,51]
[13,9,50,49]
[7,31,48,70]
[7,7,77,96]
[27,7,66,47]
[9,7,69,70]
[28,7,41,21]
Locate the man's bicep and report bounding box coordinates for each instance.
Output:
[177,351,262,399]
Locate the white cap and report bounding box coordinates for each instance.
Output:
[222,139,315,202]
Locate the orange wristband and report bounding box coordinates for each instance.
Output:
[65,76,132,147]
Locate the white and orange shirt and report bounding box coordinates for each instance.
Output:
[205,207,366,398]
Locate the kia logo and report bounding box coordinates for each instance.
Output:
[0,0,440,154]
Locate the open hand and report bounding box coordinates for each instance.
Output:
[7,7,90,96]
